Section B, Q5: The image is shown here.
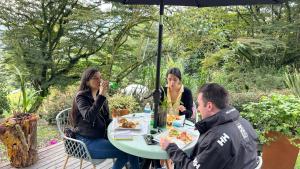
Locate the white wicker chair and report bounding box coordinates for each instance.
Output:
[56,108,105,169]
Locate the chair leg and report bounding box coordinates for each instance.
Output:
[63,155,70,169]
[92,164,96,169]
[80,159,83,169]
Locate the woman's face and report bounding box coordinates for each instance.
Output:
[167,74,181,90]
[88,72,101,91]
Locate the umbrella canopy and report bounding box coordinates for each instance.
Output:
[111,0,284,7]
[109,0,285,129]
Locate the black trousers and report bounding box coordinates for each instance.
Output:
[140,158,161,169]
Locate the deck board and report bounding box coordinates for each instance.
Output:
[0,142,114,169]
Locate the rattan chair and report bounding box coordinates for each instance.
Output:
[56,108,105,169]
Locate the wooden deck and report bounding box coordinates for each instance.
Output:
[0,142,114,169]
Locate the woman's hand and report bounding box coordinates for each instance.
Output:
[178,105,186,112]
[99,80,109,96]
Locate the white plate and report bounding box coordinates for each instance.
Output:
[113,118,142,130]
[154,128,198,149]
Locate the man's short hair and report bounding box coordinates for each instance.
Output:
[199,83,229,109]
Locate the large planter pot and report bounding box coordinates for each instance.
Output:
[111,108,130,118]
[262,131,299,169]
[0,113,38,168]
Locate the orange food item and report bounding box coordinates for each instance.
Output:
[177,131,193,143]
[168,128,193,144]
[167,115,180,125]
[118,118,139,128]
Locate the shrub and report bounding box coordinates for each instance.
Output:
[38,86,76,125]
[230,91,265,112]
[285,69,300,98]
[210,67,286,92]
[0,83,10,118]
[241,94,300,145]
[108,93,139,113]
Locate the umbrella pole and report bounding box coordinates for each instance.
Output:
[153,0,164,129]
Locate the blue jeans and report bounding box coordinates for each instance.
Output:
[76,134,140,169]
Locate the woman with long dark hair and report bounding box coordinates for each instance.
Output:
[161,67,193,118]
[69,68,140,169]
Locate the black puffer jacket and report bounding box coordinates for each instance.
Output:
[74,90,111,139]
[166,107,259,169]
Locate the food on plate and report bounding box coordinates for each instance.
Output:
[177,131,193,143]
[118,118,139,129]
[169,128,180,137]
[118,118,128,124]
[168,128,193,143]
[121,121,136,128]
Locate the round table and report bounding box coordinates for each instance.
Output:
[108,113,198,160]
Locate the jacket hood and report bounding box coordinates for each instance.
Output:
[195,107,240,134]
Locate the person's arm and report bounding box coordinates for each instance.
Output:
[181,88,193,118]
[76,93,107,123]
[166,131,233,169]
[160,86,167,105]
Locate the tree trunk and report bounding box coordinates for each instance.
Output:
[0,114,38,168]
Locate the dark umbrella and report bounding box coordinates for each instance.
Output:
[110,0,285,128]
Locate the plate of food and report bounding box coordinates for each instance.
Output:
[154,128,198,149]
[115,117,141,130]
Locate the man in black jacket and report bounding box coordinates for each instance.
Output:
[160,83,260,169]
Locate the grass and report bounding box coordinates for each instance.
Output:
[0,119,61,163]
[296,154,300,169]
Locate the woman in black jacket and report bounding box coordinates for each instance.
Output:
[69,68,140,169]
[141,67,194,169]
[161,67,193,118]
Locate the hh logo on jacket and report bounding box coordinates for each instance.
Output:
[217,133,230,147]
[193,158,201,169]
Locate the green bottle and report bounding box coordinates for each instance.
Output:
[109,82,119,90]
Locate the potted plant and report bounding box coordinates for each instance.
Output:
[0,67,39,167]
[241,94,300,169]
[108,93,139,117]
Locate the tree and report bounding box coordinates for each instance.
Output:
[0,0,155,112]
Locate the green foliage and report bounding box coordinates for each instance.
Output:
[38,86,76,125]
[0,1,155,113]
[202,49,235,69]
[285,69,300,98]
[13,66,40,113]
[210,67,286,92]
[230,91,265,112]
[0,83,10,117]
[197,68,209,90]
[241,94,300,145]
[235,37,288,68]
[108,93,139,112]
[296,155,300,169]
